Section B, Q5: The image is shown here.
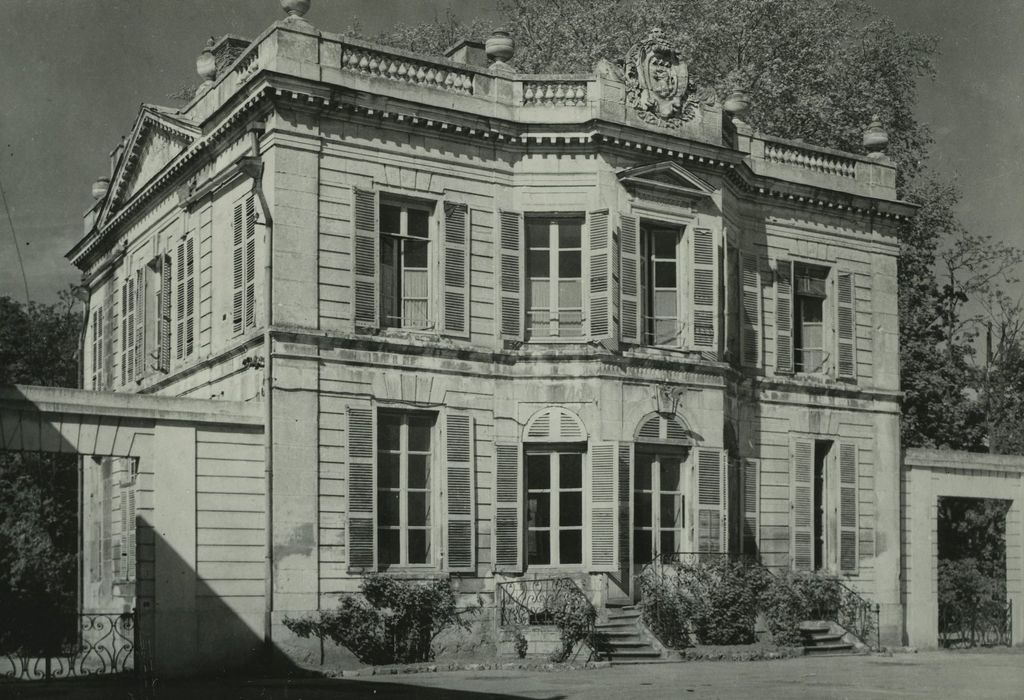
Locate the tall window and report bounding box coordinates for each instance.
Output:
[633,450,685,565]
[794,264,828,373]
[640,223,681,345]
[526,451,583,565]
[377,411,433,567]
[380,200,431,329]
[525,216,583,339]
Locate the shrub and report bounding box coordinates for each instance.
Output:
[760,572,875,647]
[284,575,472,665]
[511,627,528,658]
[549,590,597,662]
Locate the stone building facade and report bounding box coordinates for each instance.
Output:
[70,4,915,670]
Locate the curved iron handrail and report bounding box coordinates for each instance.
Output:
[0,611,135,682]
[496,577,595,628]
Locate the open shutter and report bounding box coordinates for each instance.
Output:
[619,214,641,344]
[158,255,171,372]
[244,195,257,329]
[498,210,524,341]
[353,188,379,328]
[740,252,761,367]
[493,442,523,573]
[442,202,470,337]
[134,268,144,380]
[741,458,760,555]
[838,442,858,573]
[791,438,814,571]
[91,307,103,389]
[121,280,130,386]
[102,282,114,389]
[617,443,633,591]
[232,201,244,334]
[696,448,727,553]
[690,228,718,356]
[126,484,136,581]
[775,260,794,374]
[185,237,195,357]
[588,442,618,572]
[588,210,614,343]
[176,242,185,360]
[347,406,377,572]
[444,412,475,572]
[836,271,856,380]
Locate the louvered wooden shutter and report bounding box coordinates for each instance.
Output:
[91,307,102,389]
[741,458,760,555]
[838,442,858,573]
[232,201,245,335]
[791,438,814,571]
[244,195,257,329]
[134,268,144,380]
[176,241,185,360]
[442,202,470,337]
[690,228,718,356]
[836,271,856,380]
[102,282,114,389]
[185,237,195,356]
[121,280,129,386]
[347,406,377,571]
[775,260,794,374]
[158,255,171,372]
[588,442,618,571]
[353,188,379,328]
[588,210,614,342]
[126,485,136,581]
[118,483,129,579]
[617,443,632,590]
[498,210,524,341]
[619,214,641,344]
[493,442,523,573]
[696,448,727,553]
[444,412,475,572]
[740,252,761,367]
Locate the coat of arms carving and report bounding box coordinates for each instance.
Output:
[623,29,703,127]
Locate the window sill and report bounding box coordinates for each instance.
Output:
[372,568,448,579]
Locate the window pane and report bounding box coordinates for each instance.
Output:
[560,492,582,527]
[404,239,428,269]
[408,416,432,451]
[654,319,677,345]
[802,323,823,348]
[528,530,550,565]
[527,455,549,489]
[558,220,582,248]
[378,452,400,489]
[379,491,400,526]
[408,529,429,563]
[408,491,429,526]
[559,279,582,308]
[660,530,678,556]
[527,493,550,527]
[407,208,430,238]
[560,453,582,488]
[526,220,549,247]
[660,493,680,528]
[379,529,400,566]
[634,530,652,565]
[559,311,583,337]
[408,454,429,489]
[558,250,581,278]
[654,261,676,288]
[559,530,582,564]
[380,205,401,234]
[527,250,550,278]
[403,300,428,328]
[528,280,550,312]
[659,458,681,491]
[654,289,677,316]
[801,297,823,323]
[653,231,676,259]
[378,414,401,448]
[634,492,652,528]
[635,455,653,490]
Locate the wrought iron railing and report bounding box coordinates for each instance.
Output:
[496,577,595,627]
[939,599,1012,648]
[0,610,136,682]
[803,579,880,649]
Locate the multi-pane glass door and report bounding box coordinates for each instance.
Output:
[633,450,686,565]
[526,451,584,566]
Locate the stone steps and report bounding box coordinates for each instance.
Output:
[799,621,858,656]
[595,605,665,664]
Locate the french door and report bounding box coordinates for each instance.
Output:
[633,450,687,566]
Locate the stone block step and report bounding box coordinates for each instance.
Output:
[606,640,652,648]
[596,622,641,632]
[803,643,855,655]
[802,634,846,645]
[600,630,645,639]
[607,649,663,659]
[609,659,679,666]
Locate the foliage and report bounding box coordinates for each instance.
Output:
[511,626,528,658]
[549,590,597,662]
[0,288,83,387]
[283,575,472,665]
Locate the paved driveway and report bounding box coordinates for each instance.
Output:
[6,650,1023,699]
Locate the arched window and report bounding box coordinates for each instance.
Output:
[634,412,692,446]
[523,406,587,443]
[632,412,692,564]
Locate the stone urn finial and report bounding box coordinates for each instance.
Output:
[91,177,110,200]
[486,30,515,72]
[196,36,217,83]
[863,115,889,155]
[281,0,311,19]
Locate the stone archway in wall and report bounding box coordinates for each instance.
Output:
[902,449,1024,648]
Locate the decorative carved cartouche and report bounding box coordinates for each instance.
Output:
[623,28,702,127]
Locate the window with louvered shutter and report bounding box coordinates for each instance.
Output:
[588,210,614,342]
[244,195,257,329]
[498,211,524,341]
[696,448,726,553]
[791,439,814,571]
[232,200,245,335]
[185,237,195,356]
[134,268,144,381]
[690,228,718,356]
[158,255,171,372]
[836,271,856,380]
[445,412,474,572]
[175,237,196,360]
[838,442,858,573]
[353,189,379,328]
[493,442,523,573]
[589,442,618,571]
[442,203,470,337]
[741,458,760,555]
[619,214,641,344]
[91,307,102,389]
[740,252,761,367]
[347,406,377,571]
[102,280,115,390]
[120,280,129,386]
[616,443,632,591]
[775,260,794,374]
[176,241,185,360]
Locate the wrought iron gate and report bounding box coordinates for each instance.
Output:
[939,599,1013,648]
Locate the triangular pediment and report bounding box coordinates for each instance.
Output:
[617,161,716,199]
[100,106,199,225]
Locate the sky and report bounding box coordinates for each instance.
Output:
[1,0,1022,305]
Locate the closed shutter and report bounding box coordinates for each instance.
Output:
[696,448,727,553]
[347,406,377,571]
[185,237,195,356]
[619,214,641,344]
[498,211,524,341]
[690,228,718,356]
[118,482,129,580]
[838,442,858,573]
[791,438,814,571]
[121,280,129,386]
[617,443,633,591]
[91,307,103,389]
[158,254,171,372]
[740,252,761,367]
[588,210,614,342]
[442,202,470,338]
[134,268,144,380]
[837,271,856,380]
[493,442,523,573]
[741,458,760,555]
[353,188,379,328]
[176,241,186,360]
[102,281,114,389]
[126,484,136,582]
[775,260,794,374]
[232,201,245,335]
[588,442,618,571]
[244,195,257,329]
[444,412,475,572]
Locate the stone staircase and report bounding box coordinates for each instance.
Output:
[798,621,862,656]
[594,605,667,664]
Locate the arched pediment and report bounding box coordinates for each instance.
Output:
[634,411,693,446]
[523,406,587,443]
